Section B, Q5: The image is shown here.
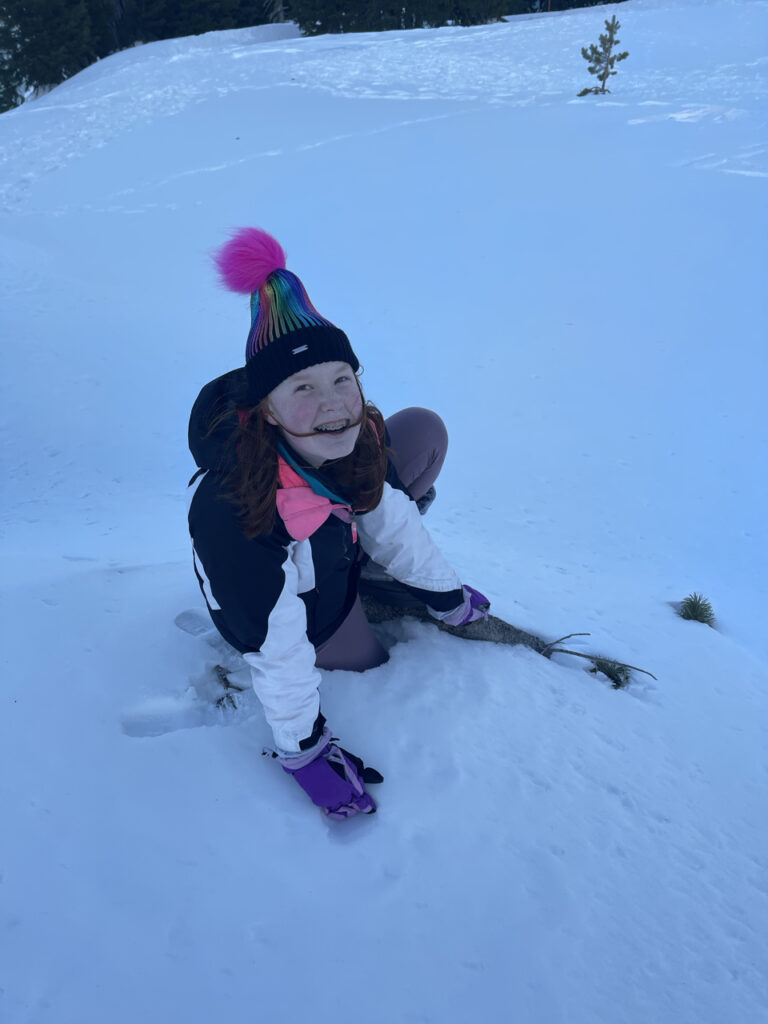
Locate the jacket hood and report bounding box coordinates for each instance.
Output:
[188,367,249,472]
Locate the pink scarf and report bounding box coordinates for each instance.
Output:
[275,458,357,542]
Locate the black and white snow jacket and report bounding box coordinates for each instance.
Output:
[187,368,464,752]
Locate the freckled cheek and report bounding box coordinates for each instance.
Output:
[279,397,320,434]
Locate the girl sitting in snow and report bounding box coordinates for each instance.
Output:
[187,227,489,820]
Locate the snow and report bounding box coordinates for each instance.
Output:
[1,1,767,1021]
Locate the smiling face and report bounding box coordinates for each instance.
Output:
[264,361,364,467]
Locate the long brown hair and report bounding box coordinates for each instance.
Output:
[219,382,388,539]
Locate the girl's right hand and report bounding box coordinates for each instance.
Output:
[281,739,383,820]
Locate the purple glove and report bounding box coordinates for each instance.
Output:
[280,733,383,820]
[438,585,491,627]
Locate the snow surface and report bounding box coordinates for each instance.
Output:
[1,1,767,1021]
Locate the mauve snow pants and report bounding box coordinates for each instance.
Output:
[314,406,448,672]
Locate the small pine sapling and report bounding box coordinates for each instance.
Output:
[678,593,716,627]
[578,15,629,96]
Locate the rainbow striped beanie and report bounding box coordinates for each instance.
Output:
[213,227,359,406]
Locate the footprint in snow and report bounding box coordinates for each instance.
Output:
[121,612,256,737]
[120,669,258,738]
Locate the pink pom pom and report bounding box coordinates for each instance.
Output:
[213,227,287,294]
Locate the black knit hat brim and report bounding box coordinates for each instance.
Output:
[245,324,360,406]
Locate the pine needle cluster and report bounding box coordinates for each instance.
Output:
[678,593,716,627]
[589,658,631,689]
[578,15,629,96]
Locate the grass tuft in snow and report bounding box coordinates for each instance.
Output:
[678,592,716,627]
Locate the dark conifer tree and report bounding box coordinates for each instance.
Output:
[120,0,266,42]
[0,0,277,112]
[0,0,99,109]
[134,0,175,41]
[508,0,628,10]
[290,0,506,34]
[109,0,141,48]
[172,0,241,37]
[85,0,119,55]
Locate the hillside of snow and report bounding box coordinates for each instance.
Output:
[1,2,766,1022]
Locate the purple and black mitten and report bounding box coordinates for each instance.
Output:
[280,732,383,820]
[429,585,491,627]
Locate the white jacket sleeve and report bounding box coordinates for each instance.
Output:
[356,482,461,595]
[242,541,323,753]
